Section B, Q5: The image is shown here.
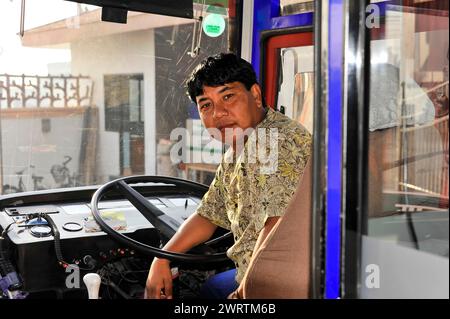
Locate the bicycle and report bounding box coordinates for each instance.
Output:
[2,167,27,194]
[2,165,45,194]
[50,156,80,188]
[30,165,46,191]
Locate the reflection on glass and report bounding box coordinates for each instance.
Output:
[367,2,449,258]
[276,46,314,133]
[0,1,238,194]
[293,72,314,133]
[280,0,314,15]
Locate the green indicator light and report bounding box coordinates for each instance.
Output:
[202,13,225,38]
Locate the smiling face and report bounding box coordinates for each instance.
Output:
[195,81,266,146]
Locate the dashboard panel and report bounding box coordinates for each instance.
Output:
[0,184,229,299]
[0,195,200,245]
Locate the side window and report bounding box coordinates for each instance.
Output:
[361,0,448,298]
[261,30,314,131]
[104,74,144,132]
[104,74,145,175]
[276,46,314,133]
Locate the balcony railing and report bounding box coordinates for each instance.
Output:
[0,74,93,108]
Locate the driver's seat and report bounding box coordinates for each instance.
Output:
[242,158,312,298]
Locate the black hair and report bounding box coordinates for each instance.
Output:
[186,53,265,106]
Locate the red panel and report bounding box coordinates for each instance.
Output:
[264,32,313,108]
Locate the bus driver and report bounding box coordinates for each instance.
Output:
[145,53,312,299]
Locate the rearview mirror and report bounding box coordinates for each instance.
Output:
[65,0,193,23]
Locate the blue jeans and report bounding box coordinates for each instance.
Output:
[199,269,238,299]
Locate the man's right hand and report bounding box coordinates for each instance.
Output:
[145,258,173,299]
[143,213,218,299]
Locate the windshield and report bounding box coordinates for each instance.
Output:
[0,0,240,194]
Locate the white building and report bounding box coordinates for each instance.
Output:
[1,7,228,192]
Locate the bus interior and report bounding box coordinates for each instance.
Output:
[0,0,448,299]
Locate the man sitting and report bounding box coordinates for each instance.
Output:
[145,53,312,299]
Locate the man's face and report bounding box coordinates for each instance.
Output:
[195,81,264,145]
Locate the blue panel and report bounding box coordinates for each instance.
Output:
[325,0,343,299]
[251,1,313,80]
[252,0,279,80]
[271,12,313,29]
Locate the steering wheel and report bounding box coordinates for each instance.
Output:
[90,175,230,263]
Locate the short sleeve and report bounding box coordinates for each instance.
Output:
[195,163,231,230]
[254,126,312,226]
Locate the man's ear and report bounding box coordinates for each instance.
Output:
[250,84,263,109]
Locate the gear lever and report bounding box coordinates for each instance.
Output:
[83,273,101,299]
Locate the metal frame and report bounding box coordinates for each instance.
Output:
[341,0,370,298]
[251,0,313,80]
[311,0,325,299]
[229,0,244,57]
[258,25,313,108]
[240,0,254,61]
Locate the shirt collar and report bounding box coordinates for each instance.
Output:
[222,107,277,162]
[255,107,276,129]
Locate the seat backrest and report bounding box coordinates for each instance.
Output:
[242,158,312,298]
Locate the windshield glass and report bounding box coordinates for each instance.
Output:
[0,0,240,194]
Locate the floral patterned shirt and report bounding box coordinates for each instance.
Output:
[196,108,312,283]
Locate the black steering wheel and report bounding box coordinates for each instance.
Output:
[90,175,230,263]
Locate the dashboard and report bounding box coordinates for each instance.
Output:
[0,195,200,245]
[0,183,230,299]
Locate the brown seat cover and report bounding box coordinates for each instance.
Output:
[242,158,312,299]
